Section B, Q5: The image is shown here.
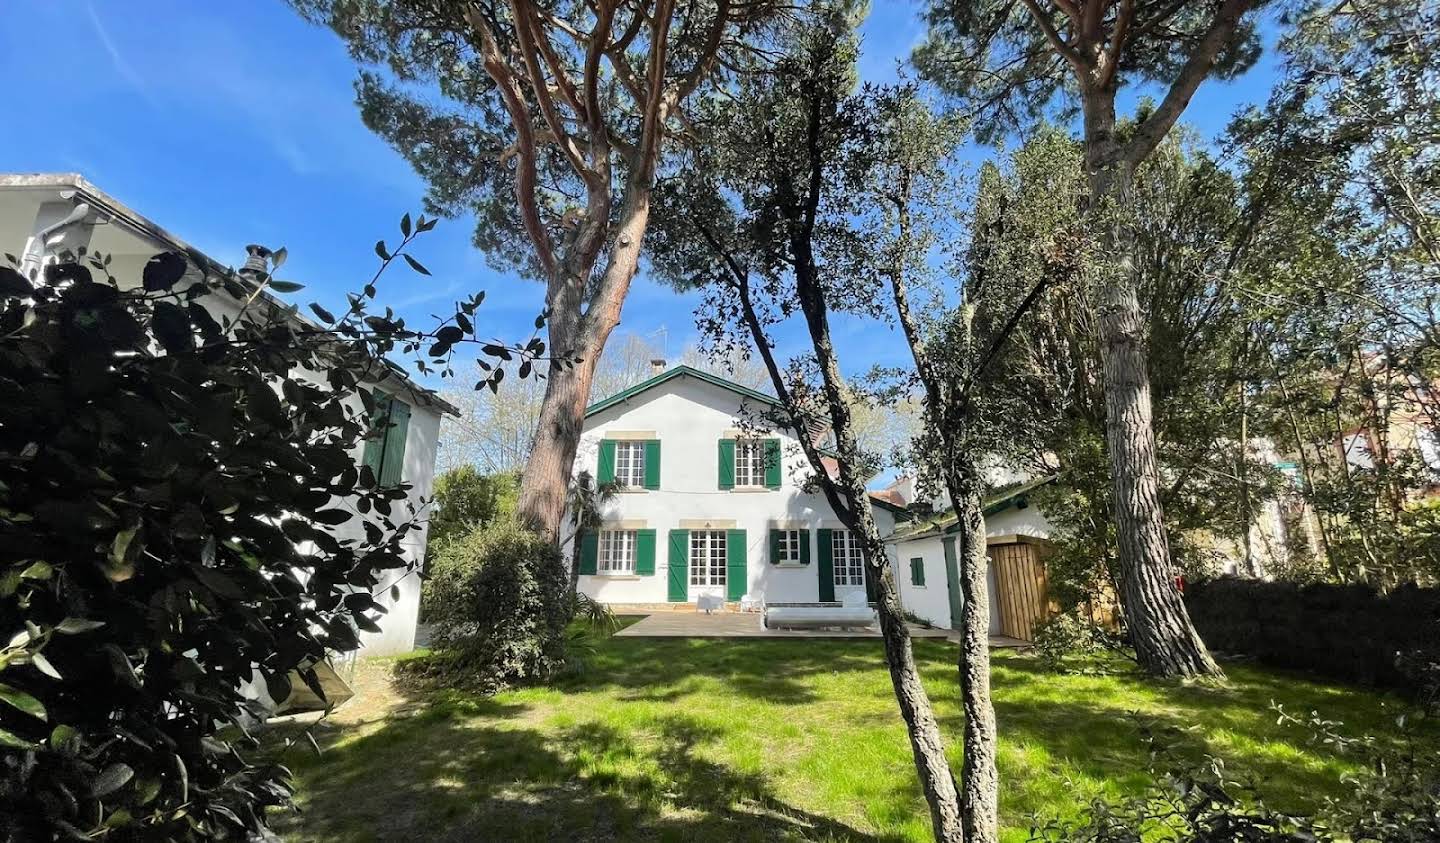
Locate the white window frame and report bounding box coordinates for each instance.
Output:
[689,530,727,587]
[734,439,766,487]
[598,529,638,574]
[613,441,646,488]
[776,529,803,565]
[832,530,865,587]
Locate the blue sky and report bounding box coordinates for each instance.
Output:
[1,1,1282,387]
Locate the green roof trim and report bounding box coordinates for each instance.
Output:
[585,364,781,418]
[886,475,1057,542]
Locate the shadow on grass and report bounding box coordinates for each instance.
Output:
[271,699,901,842]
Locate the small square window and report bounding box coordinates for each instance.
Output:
[775,529,803,564]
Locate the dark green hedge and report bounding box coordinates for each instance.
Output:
[1184,577,1440,690]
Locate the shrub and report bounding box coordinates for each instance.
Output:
[427,466,518,553]
[1030,613,1126,674]
[420,519,569,692]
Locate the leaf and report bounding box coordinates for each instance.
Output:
[374,240,390,261]
[21,561,52,580]
[30,652,60,680]
[435,325,463,344]
[110,527,138,569]
[271,246,288,270]
[402,254,430,276]
[400,212,412,237]
[311,508,353,525]
[53,618,105,635]
[268,280,305,294]
[455,312,472,335]
[309,302,335,323]
[49,724,79,754]
[264,671,292,704]
[0,266,34,297]
[91,763,134,797]
[141,252,188,291]
[151,301,193,354]
[0,728,33,749]
[0,682,47,721]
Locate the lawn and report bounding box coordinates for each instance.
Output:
[270,623,1425,842]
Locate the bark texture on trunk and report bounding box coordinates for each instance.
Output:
[950,475,999,843]
[1087,113,1221,678]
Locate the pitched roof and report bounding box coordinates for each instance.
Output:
[887,475,1056,542]
[584,364,780,417]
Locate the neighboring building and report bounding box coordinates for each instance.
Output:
[569,365,901,608]
[0,173,454,656]
[886,477,1057,641]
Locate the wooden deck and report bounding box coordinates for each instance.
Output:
[615,611,1028,646]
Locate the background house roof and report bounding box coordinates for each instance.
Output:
[0,173,459,417]
[887,475,1057,542]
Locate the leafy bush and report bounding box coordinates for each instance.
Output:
[418,519,569,692]
[0,216,542,838]
[426,466,518,553]
[1030,613,1126,674]
[0,255,424,838]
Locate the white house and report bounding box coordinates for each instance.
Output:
[0,173,453,656]
[570,365,906,608]
[887,476,1057,641]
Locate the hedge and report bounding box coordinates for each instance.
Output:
[1184,576,1440,691]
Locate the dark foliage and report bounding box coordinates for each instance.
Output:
[0,214,543,839]
[1185,577,1440,693]
[412,519,569,694]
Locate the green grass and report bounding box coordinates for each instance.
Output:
[271,628,1426,842]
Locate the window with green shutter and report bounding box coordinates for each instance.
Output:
[764,438,781,488]
[596,440,617,485]
[667,530,689,602]
[769,528,808,565]
[578,531,599,575]
[361,392,410,487]
[910,557,925,587]
[643,440,660,490]
[717,439,735,489]
[816,528,835,602]
[635,529,656,575]
[725,528,747,601]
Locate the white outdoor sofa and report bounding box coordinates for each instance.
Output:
[763,592,878,631]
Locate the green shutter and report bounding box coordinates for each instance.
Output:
[360,393,391,482]
[769,529,782,565]
[718,439,735,489]
[726,529,747,601]
[579,531,599,575]
[597,440,616,485]
[667,530,689,602]
[764,438,782,488]
[943,538,963,629]
[799,529,811,565]
[643,440,660,490]
[817,528,835,602]
[636,529,656,576]
[379,399,410,487]
[910,557,925,587]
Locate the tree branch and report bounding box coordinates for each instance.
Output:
[1019,0,1088,77]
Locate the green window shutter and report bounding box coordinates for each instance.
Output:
[942,538,963,629]
[360,393,392,482]
[643,440,660,490]
[635,529,656,576]
[816,528,835,602]
[597,440,616,485]
[667,530,689,602]
[579,531,599,575]
[725,529,747,601]
[910,557,925,587]
[378,399,411,487]
[764,438,782,488]
[717,439,735,489]
[769,529,782,565]
[799,529,811,565]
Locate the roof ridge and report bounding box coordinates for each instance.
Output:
[584,364,780,417]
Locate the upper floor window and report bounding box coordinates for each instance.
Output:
[360,392,410,487]
[735,439,766,487]
[614,441,646,487]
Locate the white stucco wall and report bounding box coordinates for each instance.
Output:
[571,373,894,604]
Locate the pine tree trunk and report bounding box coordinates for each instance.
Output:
[1085,97,1222,679]
[949,473,999,843]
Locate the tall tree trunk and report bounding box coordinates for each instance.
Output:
[516,189,651,542]
[949,471,999,843]
[1085,95,1221,679]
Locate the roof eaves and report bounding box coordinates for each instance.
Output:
[584,364,780,418]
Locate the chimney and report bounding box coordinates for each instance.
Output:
[238,244,272,282]
[649,358,666,375]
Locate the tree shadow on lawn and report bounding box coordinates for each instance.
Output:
[271,701,901,842]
